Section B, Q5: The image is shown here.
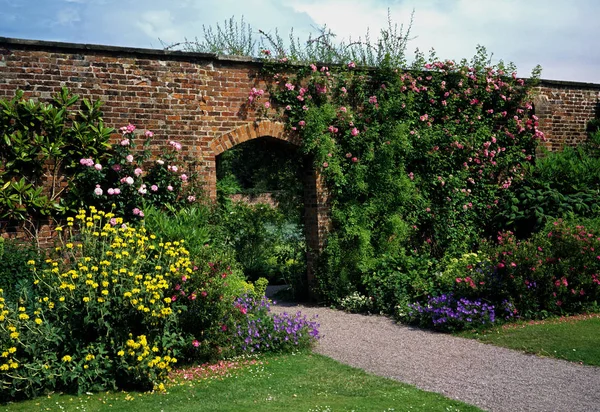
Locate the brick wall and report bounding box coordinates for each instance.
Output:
[0,37,330,254]
[533,80,600,151]
[1,37,599,254]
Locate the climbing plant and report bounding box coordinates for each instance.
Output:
[247,46,544,302]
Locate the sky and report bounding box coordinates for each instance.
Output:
[0,0,598,83]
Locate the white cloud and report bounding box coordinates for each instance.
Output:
[55,8,81,26]
[136,10,183,44]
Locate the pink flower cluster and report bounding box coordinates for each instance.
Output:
[169,141,182,151]
[119,124,136,134]
[248,87,265,103]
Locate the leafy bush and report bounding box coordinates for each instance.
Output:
[497,142,600,237]
[484,220,600,318]
[257,46,543,303]
[0,206,319,401]
[0,238,39,305]
[67,125,202,221]
[337,291,374,314]
[1,207,187,399]
[0,88,113,240]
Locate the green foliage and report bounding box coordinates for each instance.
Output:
[170,16,257,56]
[217,138,305,220]
[483,219,600,318]
[257,45,542,302]
[167,11,414,67]
[0,88,113,236]
[0,239,39,305]
[498,143,600,237]
[219,201,302,283]
[66,126,202,222]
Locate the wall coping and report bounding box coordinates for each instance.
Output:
[2,36,600,89]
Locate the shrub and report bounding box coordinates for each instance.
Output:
[259,46,543,302]
[484,220,600,318]
[0,238,39,305]
[497,143,600,237]
[1,207,192,399]
[67,125,201,221]
[337,291,374,314]
[0,88,113,242]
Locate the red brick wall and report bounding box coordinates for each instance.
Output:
[0,37,330,253]
[1,37,599,253]
[533,81,600,151]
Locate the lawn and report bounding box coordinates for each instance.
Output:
[2,352,481,412]
[459,313,600,366]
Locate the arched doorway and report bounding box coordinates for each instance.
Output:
[203,121,330,292]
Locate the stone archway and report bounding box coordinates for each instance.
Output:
[204,120,329,288]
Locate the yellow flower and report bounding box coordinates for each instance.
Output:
[18,313,29,320]
[34,318,43,325]
[83,297,90,303]
[117,350,125,356]
[66,243,74,249]
[62,355,72,362]
[27,260,36,265]
[10,332,19,339]
[85,354,95,361]
[8,347,16,354]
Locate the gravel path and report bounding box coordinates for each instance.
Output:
[273,302,600,412]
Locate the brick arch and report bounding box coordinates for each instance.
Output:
[209,120,300,157]
[204,120,329,290]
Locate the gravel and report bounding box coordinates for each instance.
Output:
[272,302,600,412]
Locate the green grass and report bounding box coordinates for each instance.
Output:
[3,352,481,412]
[459,314,600,366]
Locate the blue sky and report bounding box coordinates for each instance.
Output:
[1,0,598,83]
